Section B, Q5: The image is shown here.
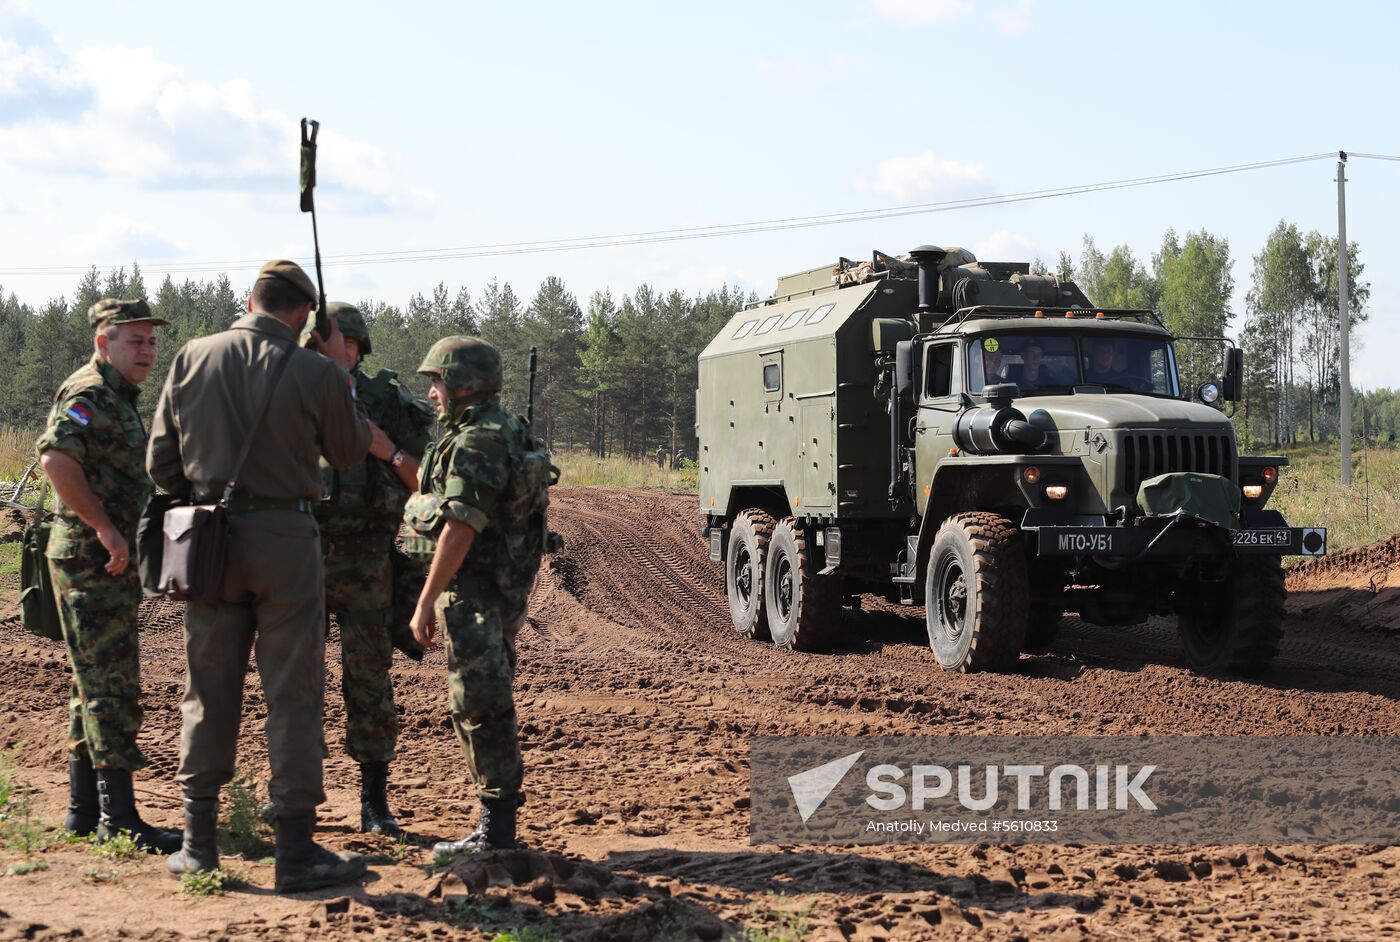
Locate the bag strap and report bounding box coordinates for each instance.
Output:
[222,341,296,505]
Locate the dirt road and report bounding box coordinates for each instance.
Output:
[0,488,1396,940]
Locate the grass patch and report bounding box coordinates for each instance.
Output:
[552,448,697,491]
[219,772,273,858]
[82,866,120,884]
[0,745,56,856]
[0,427,36,485]
[488,929,552,942]
[88,830,147,862]
[7,860,48,875]
[741,895,813,942]
[1270,444,1400,552]
[180,868,248,897]
[0,542,19,581]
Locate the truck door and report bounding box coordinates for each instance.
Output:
[915,341,962,515]
[798,394,834,509]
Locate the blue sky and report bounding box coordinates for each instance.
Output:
[2,0,1397,386]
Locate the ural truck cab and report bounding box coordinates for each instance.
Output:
[698,245,1325,676]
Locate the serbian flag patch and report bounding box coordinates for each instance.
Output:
[65,403,93,426]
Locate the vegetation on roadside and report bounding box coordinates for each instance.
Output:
[1271,444,1400,551]
[553,447,697,491]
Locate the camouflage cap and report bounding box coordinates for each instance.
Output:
[417,335,502,393]
[328,301,371,356]
[256,259,318,305]
[88,298,170,329]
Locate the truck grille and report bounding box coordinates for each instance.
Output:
[1121,432,1235,499]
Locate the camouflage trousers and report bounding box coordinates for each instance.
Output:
[47,556,147,771]
[438,576,526,802]
[323,529,425,764]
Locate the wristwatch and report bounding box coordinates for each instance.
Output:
[390,448,406,468]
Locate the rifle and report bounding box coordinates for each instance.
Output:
[526,346,538,427]
[299,117,331,340]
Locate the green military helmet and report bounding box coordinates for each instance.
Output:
[417,336,502,394]
[328,301,371,356]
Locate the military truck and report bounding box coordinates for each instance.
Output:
[697,245,1326,676]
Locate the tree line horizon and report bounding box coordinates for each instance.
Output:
[0,222,1396,460]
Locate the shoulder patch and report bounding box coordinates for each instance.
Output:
[65,402,94,426]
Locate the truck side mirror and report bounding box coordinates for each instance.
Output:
[895,341,915,399]
[1222,347,1244,402]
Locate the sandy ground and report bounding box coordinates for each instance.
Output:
[0,488,1396,940]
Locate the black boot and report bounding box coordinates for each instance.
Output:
[273,812,367,894]
[65,755,99,836]
[166,798,220,876]
[359,762,403,837]
[96,769,183,854]
[431,797,518,856]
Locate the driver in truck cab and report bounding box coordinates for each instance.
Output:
[1084,337,1125,385]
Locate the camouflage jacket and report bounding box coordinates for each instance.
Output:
[418,395,542,608]
[318,365,435,534]
[34,357,151,559]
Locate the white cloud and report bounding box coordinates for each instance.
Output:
[63,213,187,259]
[0,23,432,213]
[855,151,988,201]
[987,0,1033,35]
[754,52,857,89]
[869,0,974,25]
[972,230,1043,263]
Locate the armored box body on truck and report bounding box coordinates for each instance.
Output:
[698,245,1325,676]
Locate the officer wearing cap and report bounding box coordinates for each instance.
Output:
[36,298,181,853]
[315,302,434,837]
[148,260,389,893]
[405,336,554,856]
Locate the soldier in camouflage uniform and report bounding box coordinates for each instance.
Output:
[316,302,435,836]
[35,298,181,853]
[401,337,555,855]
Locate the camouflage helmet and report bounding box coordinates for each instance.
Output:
[327,301,371,356]
[417,336,502,394]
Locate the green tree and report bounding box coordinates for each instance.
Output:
[1154,229,1234,395]
[522,276,583,449]
[477,279,528,415]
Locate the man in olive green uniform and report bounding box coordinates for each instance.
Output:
[35,298,181,853]
[148,260,390,893]
[316,302,434,836]
[403,337,554,855]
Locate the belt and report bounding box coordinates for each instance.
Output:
[223,495,314,514]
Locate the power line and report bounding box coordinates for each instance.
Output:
[1351,152,1400,162]
[0,152,1343,277]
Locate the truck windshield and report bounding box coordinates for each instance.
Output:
[968,333,1181,397]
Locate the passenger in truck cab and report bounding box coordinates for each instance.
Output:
[1007,339,1054,390]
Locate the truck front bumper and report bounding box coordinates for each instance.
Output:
[1022,509,1327,558]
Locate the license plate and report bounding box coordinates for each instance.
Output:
[1232,529,1291,547]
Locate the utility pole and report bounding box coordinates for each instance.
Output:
[1337,151,1352,486]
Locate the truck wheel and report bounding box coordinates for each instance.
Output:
[1177,555,1285,676]
[925,512,1028,673]
[765,517,840,651]
[726,510,775,641]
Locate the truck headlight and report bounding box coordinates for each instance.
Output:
[1045,485,1069,500]
[1242,484,1264,500]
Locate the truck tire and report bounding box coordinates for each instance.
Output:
[1177,555,1285,676]
[925,512,1028,673]
[765,517,840,651]
[726,509,775,641]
